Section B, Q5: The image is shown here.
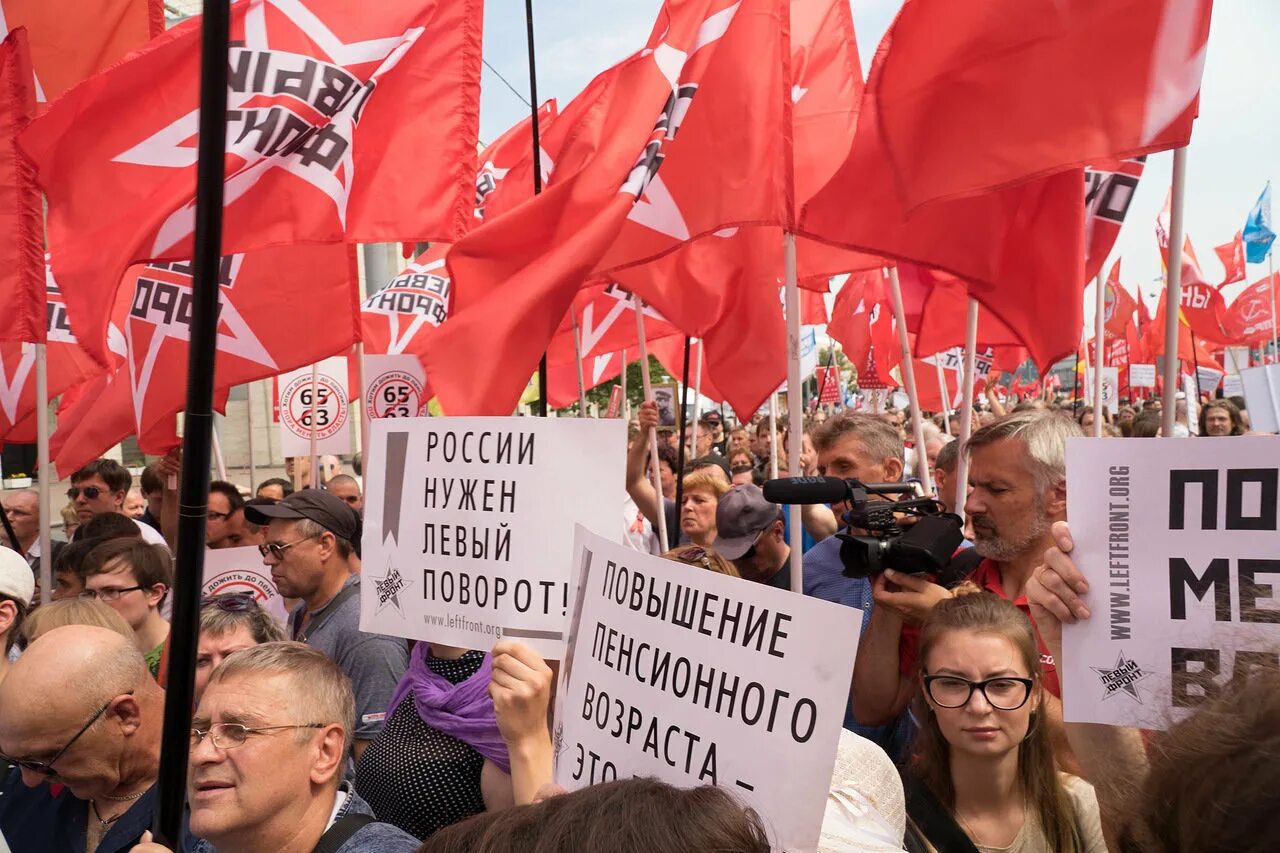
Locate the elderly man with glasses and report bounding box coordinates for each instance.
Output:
[245,490,407,761]
[0,625,164,853]
[132,643,418,853]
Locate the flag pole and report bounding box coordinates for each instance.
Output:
[952,299,979,525]
[887,266,933,496]
[1269,252,1277,364]
[1190,331,1203,401]
[1092,271,1106,437]
[690,339,703,455]
[673,336,692,519]
[246,381,257,491]
[784,234,804,593]
[935,358,952,436]
[155,0,230,842]
[211,425,228,482]
[356,342,370,468]
[35,343,51,604]
[308,362,319,488]
[571,314,588,416]
[620,347,628,421]
[522,0,549,416]
[1162,148,1189,437]
[768,393,780,479]
[633,294,669,549]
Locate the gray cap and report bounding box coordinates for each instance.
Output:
[713,484,782,560]
[244,488,360,544]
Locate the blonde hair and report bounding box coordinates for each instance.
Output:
[681,469,729,501]
[208,642,355,756]
[23,597,136,645]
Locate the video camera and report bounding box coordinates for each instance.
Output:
[762,477,964,578]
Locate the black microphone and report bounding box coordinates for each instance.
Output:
[761,476,849,505]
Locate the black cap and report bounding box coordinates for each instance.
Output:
[699,410,722,425]
[244,488,361,544]
[690,453,731,480]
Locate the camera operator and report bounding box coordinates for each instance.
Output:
[851,411,1083,767]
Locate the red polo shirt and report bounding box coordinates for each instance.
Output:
[898,558,1061,698]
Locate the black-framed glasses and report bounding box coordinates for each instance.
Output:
[79,586,145,602]
[66,486,103,501]
[190,722,326,750]
[2,692,131,774]
[923,674,1034,711]
[258,534,319,560]
[200,591,260,612]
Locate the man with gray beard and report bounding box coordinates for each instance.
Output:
[848,411,1082,745]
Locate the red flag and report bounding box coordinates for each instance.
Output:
[0,28,42,344]
[1084,157,1146,283]
[870,0,1211,209]
[475,99,557,224]
[1214,231,1246,286]
[22,0,483,365]
[0,264,104,442]
[1221,274,1277,345]
[800,38,1087,371]
[361,244,451,359]
[122,244,358,439]
[800,288,828,325]
[649,336,727,404]
[545,284,681,369]
[0,0,163,107]
[1103,259,1139,338]
[1151,299,1222,370]
[828,270,898,389]
[426,0,781,415]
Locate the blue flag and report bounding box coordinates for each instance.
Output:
[1243,182,1275,264]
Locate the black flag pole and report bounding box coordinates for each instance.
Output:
[524,0,549,417]
[673,336,693,519]
[153,0,230,844]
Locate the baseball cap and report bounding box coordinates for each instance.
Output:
[0,547,35,604]
[699,410,722,425]
[690,453,731,480]
[713,484,783,560]
[244,489,361,544]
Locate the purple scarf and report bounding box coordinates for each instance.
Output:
[387,645,511,774]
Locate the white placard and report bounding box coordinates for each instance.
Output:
[1129,363,1156,389]
[1223,373,1245,399]
[1240,364,1280,434]
[1195,366,1224,395]
[1062,438,1280,729]
[553,527,859,853]
[201,546,289,622]
[276,357,351,457]
[360,417,624,656]
[1083,367,1120,414]
[1225,346,1251,372]
[363,354,430,419]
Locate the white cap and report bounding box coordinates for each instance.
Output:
[0,547,35,605]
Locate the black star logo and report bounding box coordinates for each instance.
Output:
[1091,651,1151,702]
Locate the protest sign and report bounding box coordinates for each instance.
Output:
[1084,367,1120,414]
[652,384,678,426]
[276,357,350,456]
[815,366,842,404]
[363,354,430,419]
[201,546,288,622]
[554,527,859,852]
[1195,366,1224,396]
[360,417,624,656]
[1062,437,1280,729]
[1223,372,1245,399]
[1129,363,1156,389]
[1240,364,1280,433]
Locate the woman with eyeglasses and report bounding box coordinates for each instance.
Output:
[904,588,1106,853]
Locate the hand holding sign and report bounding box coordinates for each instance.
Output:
[1027,522,1092,634]
[490,639,556,805]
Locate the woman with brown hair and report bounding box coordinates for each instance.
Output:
[905,588,1106,852]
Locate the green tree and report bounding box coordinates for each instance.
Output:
[553,356,674,416]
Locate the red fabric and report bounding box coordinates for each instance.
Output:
[1213,231,1247,286]
[870,0,1210,210]
[826,270,899,390]
[1221,274,1277,345]
[1103,259,1139,338]
[0,28,42,344]
[969,559,1061,697]
[22,0,483,365]
[1,263,103,442]
[50,369,178,479]
[361,243,450,377]
[123,244,359,439]
[800,34,1088,372]
[1177,280,1232,346]
[545,284,681,370]
[427,0,783,416]
[1151,298,1223,370]
[0,0,163,107]
[474,99,557,224]
[1084,157,1146,283]
[800,288,828,325]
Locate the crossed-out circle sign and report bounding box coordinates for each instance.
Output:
[280,373,347,441]
[366,370,427,418]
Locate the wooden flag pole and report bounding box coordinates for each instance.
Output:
[1161,148,1189,436]
[633,294,669,549]
[952,299,980,524]
[1093,271,1106,437]
[35,343,51,604]
[886,267,933,495]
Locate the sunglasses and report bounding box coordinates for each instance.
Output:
[200,591,260,612]
[1,691,133,774]
[672,546,715,571]
[66,486,105,501]
[258,533,320,560]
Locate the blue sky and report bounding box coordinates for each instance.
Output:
[478,0,1280,330]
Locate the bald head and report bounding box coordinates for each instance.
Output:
[0,625,147,720]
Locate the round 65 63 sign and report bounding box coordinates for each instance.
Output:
[280,373,347,440]
[366,370,428,419]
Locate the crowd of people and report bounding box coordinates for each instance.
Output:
[0,385,1271,852]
